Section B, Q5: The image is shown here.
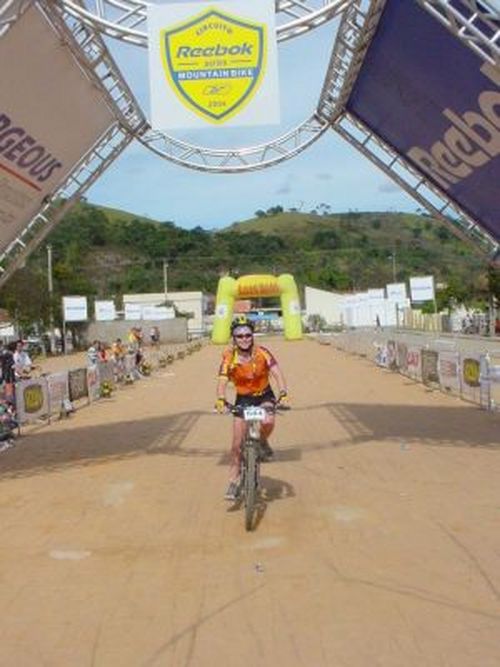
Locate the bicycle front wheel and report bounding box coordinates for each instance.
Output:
[244,442,258,531]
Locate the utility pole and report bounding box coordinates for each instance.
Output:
[390,250,397,282]
[163,259,168,303]
[47,244,55,353]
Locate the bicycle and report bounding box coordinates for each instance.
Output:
[227,402,289,531]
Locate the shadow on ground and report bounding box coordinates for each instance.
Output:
[2,401,498,480]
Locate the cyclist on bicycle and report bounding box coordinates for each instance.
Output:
[215,315,289,500]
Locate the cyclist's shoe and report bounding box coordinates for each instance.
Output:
[224,480,241,501]
[259,438,274,461]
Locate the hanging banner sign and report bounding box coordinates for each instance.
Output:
[386,283,407,302]
[409,276,435,303]
[63,296,88,322]
[345,0,500,242]
[95,300,116,321]
[147,0,280,129]
[368,288,385,303]
[124,303,143,320]
[0,5,115,255]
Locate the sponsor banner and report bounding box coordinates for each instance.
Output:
[421,349,439,384]
[68,368,88,402]
[462,356,481,388]
[386,283,407,302]
[396,342,408,373]
[147,0,280,129]
[346,0,500,242]
[15,377,49,423]
[63,296,88,322]
[95,300,116,321]
[87,365,100,402]
[142,305,175,320]
[406,346,421,380]
[438,351,460,391]
[374,343,388,367]
[97,360,114,385]
[125,303,143,320]
[409,276,435,303]
[46,371,69,415]
[461,354,483,403]
[387,340,397,370]
[368,288,385,302]
[0,5,114,254]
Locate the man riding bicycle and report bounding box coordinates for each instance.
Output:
[215,315,289,501]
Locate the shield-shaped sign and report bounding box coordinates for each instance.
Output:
[161,8,266,123]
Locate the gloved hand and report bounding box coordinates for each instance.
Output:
[277,390,290,407]
[215,397,227,414]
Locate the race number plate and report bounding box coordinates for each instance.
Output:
[243,406,266,421]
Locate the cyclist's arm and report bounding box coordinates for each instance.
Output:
[216,375,229,402]
[269,363,287,396]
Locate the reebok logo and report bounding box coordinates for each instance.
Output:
[407,63,500,190]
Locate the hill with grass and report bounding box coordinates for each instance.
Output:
[1,201,497,330]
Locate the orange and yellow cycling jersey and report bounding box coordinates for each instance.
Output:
[218,345,277,396]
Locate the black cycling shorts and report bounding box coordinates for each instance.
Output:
[235,386,276,408]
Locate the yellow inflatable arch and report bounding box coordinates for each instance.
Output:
[212,274,302,344]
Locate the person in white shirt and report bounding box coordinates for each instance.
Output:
[13,340,32,380]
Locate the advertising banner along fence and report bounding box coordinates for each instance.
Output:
[68,368,88,402]
[421,349,439,384]
[346,0,500,243]
[46,372,70,415]
[15,378,49,424]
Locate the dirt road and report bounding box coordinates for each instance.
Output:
[1,339,499,666]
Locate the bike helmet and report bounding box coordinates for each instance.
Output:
[230,315,255,335]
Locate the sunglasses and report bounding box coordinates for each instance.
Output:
[234,333,253,339]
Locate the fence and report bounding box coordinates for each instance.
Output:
[12,341,205,429]
[325,331,500,412]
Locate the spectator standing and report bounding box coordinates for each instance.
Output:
[13,340,32,380]
[1,342,16,403]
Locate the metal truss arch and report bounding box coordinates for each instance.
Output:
[416,0,500,66]
[138,115,329,173]
[333,113,499,262]
[56,0,356,46]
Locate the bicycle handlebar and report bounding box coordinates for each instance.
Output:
[225,402,291,417]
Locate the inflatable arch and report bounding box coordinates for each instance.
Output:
[212,274,302,344]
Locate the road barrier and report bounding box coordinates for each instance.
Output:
[12,341,205,429]
[323,331,500,412]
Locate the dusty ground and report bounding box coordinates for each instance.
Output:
[1,338,499,666]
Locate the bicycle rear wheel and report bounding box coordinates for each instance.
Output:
[244,441,257,531]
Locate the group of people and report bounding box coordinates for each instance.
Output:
[0,340,31,449]
[86,326,161,377]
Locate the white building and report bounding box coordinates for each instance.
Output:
[123,292,205,334]
[304,286,345,326]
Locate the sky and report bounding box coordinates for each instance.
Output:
[86,11,419,230]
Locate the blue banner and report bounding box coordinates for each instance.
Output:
[346,0,500,242]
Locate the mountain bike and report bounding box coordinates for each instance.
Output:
[228,402,289,531]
